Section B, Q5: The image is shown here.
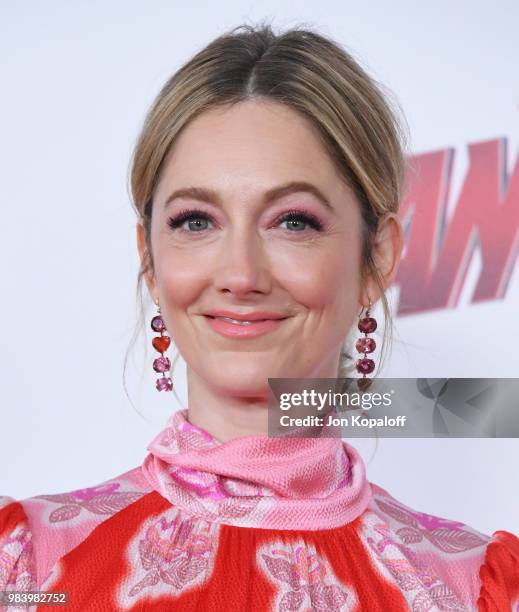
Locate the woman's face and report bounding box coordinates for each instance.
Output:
[138,99,375,398]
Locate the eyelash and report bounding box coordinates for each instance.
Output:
[166,207,324,234]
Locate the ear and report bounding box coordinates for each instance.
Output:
[136,221,157,301]
[361,212,404,306]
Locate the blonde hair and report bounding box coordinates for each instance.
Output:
[125,20,410,394]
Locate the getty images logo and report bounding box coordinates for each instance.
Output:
[278,388,394,411]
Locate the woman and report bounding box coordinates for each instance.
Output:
[1,22,517,612]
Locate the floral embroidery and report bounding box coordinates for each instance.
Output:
[257,541,354,611]
[160,419,214,453]
[374,497,488,553]
[35,482,143,523]
[164,478,266,525]
[364,519,469,611]
[170,465,266,501]
[118,508,218,609]
[409,510,465,531]
[0,521,36,595]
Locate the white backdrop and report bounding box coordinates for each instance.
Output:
[1,1,518,536]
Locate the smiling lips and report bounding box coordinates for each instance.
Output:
[203,310,289,338]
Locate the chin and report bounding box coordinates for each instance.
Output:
[210,377,271,400]
[202,363,274,397]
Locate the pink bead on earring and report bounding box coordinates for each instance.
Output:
[151,298,173,392]
[355,297,377,391]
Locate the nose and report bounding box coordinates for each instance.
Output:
[212,225,271,297]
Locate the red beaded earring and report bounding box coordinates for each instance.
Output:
[151,298,173,392]
[355,297,377,391]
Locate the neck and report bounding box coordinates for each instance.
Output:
[185,348,344,442]
[186,367,270,442]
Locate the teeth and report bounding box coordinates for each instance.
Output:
[217,316,264,325]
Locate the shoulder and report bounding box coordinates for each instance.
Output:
[477,529,519,611]
[0,465,154,589]
[366,481,493,549]
[361,482,519,610]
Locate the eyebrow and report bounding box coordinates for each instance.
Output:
[163,181,334,212]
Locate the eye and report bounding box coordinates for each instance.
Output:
[167,208,213,233]
[275,209,324,232]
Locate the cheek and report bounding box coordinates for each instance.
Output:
[150,216,210,305]
[274,245,360,311]
[151,251,206,361]
[155,251,204,311]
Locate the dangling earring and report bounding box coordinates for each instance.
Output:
[151,298,173,392]
[355,296,377,391]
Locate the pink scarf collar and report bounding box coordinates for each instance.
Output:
[141,408,372,530]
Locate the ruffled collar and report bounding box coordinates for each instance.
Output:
[141,408,372,530]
